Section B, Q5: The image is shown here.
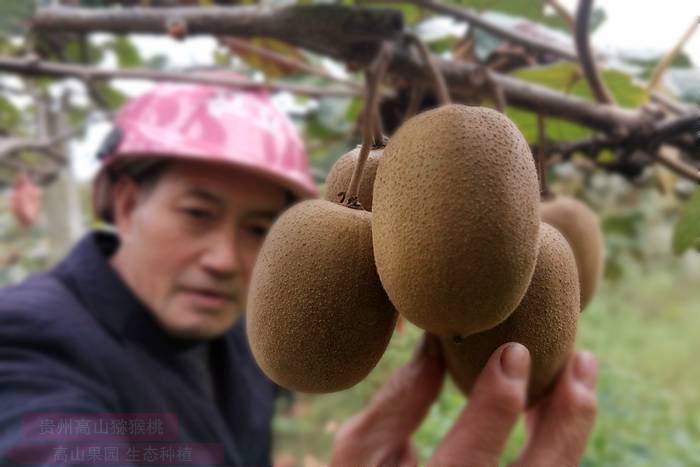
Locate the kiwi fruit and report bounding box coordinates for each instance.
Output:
[541,195,603,310]
[246,199,397,393]
[441,223,580,406]
[372,104,541,336]
[324,145,383,211]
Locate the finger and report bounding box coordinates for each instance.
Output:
[429,342,530,467]
[513,351,598,467]
[362,333,445,436]
[332,334,445,462]
[383,442,419,467]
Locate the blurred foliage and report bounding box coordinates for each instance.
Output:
[0,203,51,286]
[0,1,35,36]
[91,81,128,110]
[0,96,22,132]
[274,263,700,465]
[106,36,143,68]
[347,1,427,26]
[232,38,307,79]
[621,53,694,80]
[673,188,700,255]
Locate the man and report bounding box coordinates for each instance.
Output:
[0,80,597,466]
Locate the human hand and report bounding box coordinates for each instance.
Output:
[329,336,597,467]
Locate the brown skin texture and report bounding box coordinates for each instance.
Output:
[541,195,604,310]
[373,104,540,336]
[441,223,580,407]
[246,199,397,393]
[110,159,287,340]
[324,146,383,211]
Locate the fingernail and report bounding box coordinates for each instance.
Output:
[500,343,529,380]
[573,351,598,390]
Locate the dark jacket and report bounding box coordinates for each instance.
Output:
[0,232,277,466]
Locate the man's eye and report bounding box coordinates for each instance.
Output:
[182,208,213,221]
[247,225,269,238]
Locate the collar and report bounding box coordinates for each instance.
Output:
[52,231,209,354]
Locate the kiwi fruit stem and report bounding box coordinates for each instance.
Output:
[346,44,390,207]
[372,101,386,148]
[536,113,552,199]
[404,33,451,106]
[404,84,426,121]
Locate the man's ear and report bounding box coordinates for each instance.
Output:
[111,177,141,240]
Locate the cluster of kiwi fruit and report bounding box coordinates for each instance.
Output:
[247,72,603,404]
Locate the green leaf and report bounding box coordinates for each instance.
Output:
[91,82,127,111]
[230,38,306,79]
[428,36,458,54]
[108,37,143,68]
[673,188,700,255]
[507,62,648,144]
[344,97,364,124]
[512,62,648,109]
[506,107,592,144]
[0,96,22,132]
[59,37,104,64]
[345,1,425,25]
[597,149,615,164]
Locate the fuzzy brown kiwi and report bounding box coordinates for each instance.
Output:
[324,145,383,211]
[441,223,580,406]
[246,199,397,393]
[372,104,541,336]
[541,195,603,310]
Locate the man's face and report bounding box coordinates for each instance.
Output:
[110,159,287,340]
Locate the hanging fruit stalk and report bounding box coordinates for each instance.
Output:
[247,44,397,393]
[345,44,390,208]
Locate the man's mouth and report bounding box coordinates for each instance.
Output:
[181,287,236,309]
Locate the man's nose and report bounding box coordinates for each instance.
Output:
[200,232,240,277]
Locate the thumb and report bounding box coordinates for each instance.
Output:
[429,343,530,467]
[334,334,445,454]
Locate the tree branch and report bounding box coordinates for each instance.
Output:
[0,113,106,163]
[574,0,614,105]
[31,5,403,62]
[0,56,364,98]
[384,0,579,61]
[24,4,695,157]
[436,58,646,132]
[647,16,699,92]
[0,137,64,162]
[651,91,697,117]
[27,4,649,133]
[219,37,364,92]
[537,113,700,183]
[403,33,450,106]
[544,0,575,31]
[652,146,700,182]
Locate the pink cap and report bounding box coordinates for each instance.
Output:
[94,77,318,220]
